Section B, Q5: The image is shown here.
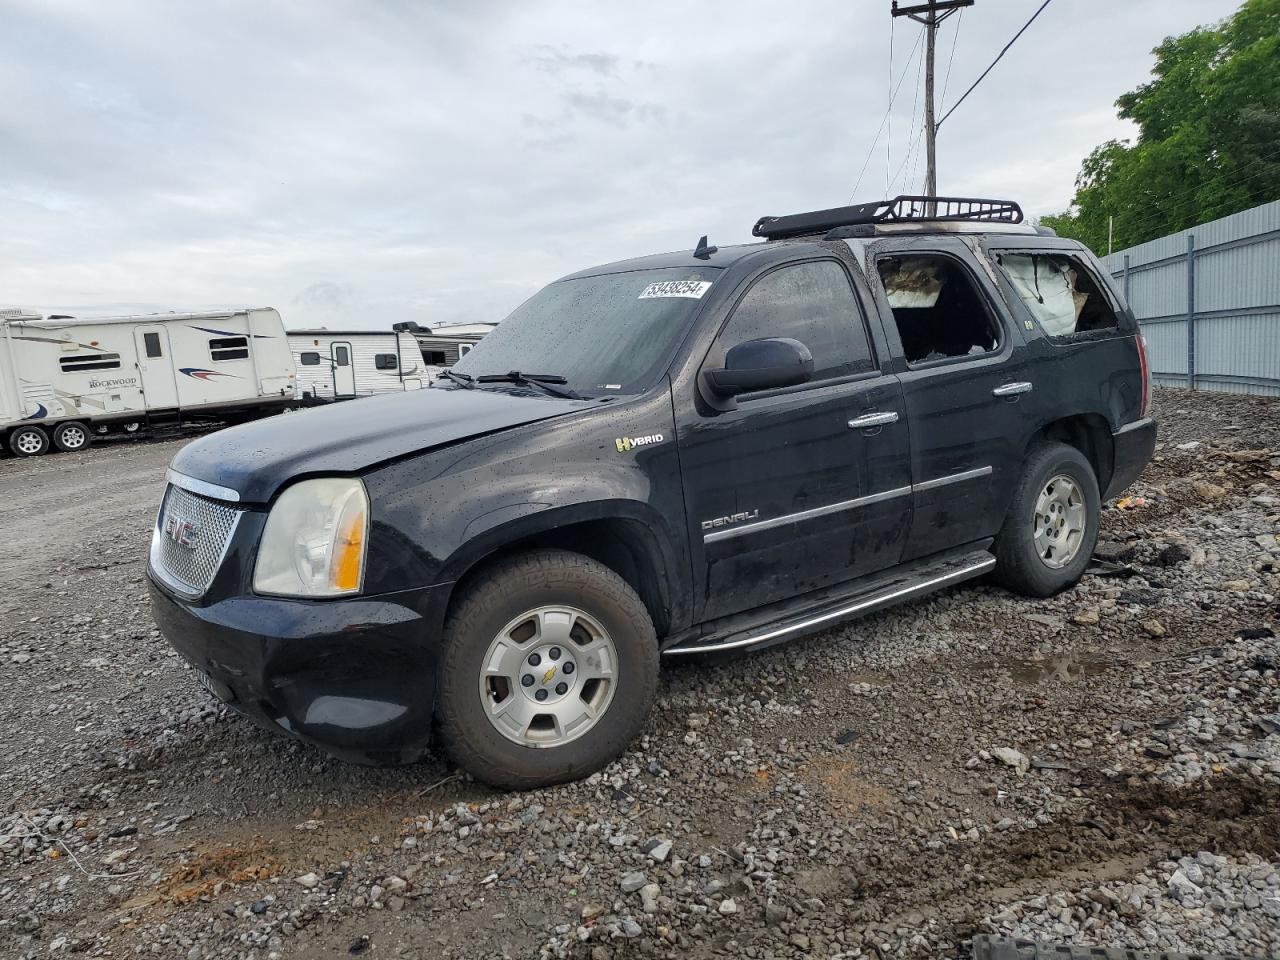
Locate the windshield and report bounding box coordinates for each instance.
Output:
[449,266,720,397]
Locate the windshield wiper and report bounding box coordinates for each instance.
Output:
[475,371,581,400]
[438,368,474,388]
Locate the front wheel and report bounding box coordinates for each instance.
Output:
[992,442,1100,597]
[436,549,659,790]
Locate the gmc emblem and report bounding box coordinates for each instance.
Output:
[163,514,200,549]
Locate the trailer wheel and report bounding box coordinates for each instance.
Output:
[122,422,141,434]
[8,425,50,457]
[52,421,93,453]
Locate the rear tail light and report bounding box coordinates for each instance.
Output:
[1135,334,1151,417]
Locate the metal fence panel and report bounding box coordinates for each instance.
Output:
[1126,261,1187,319]
[1142,317,1188,382]
[1102,199,1280,397]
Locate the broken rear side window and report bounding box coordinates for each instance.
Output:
[994,253,1121,339]
[877,254,1001,365]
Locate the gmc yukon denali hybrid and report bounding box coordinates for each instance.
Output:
[148,195,1156,790]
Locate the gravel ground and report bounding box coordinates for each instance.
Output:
[2,389,1278,960]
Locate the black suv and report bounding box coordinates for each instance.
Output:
[148,196,1156,790]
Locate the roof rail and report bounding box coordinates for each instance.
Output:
[752,194,1024,240]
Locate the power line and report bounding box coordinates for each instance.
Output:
[889,112,926,195]
[938,8,964,112]
[893,49,927,193]
[849,28,926,202]
[1093,152,1280,244]
[936,0,1052,130]
[1117,150,1280,237]
[1037,148,1280,254]
[885,16,895,194]
[909,112,927,192]
[894,125,924,195]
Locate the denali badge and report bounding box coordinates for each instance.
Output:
[615,433,664,452]
[163,514,200,549]
[701,509,760,531]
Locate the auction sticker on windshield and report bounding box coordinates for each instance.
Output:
[638,279,713,299]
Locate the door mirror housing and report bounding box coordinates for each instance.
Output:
[703,337,814,398]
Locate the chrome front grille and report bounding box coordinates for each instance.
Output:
[152,483,244,597]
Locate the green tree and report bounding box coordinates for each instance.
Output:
[1042,0,1280,253]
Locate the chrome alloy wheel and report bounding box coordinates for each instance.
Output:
[478,605,618,747]
[59,424,88,449]
[14,430,45,455]
[1034,474,1086,569]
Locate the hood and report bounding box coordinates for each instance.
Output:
[170,387,592,503]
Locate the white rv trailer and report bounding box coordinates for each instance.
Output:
[0,307,295,457]
[287,329,425,403]
[412,321,498,368]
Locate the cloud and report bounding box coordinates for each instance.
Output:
[527,46,621,77]
[0,0,1242,328]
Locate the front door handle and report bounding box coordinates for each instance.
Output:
[848,411,899,429]
[992,381,1033,397]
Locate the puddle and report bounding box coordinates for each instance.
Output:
[1000,652,1115,686]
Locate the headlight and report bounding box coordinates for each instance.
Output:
[253,478,369,597]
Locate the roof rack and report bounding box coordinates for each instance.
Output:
[752,194,1024,240]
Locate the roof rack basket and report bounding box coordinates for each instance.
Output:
[752,194,1024,240]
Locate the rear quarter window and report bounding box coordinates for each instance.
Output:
[993,252,1130,340]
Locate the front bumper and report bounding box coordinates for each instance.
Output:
[1105,416,1157,500]
[149,575,453,765]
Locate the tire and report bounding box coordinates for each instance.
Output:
[8,425,50,457]
[992,442,1100,597]
[436,549,659,791]
[51,421,92,453]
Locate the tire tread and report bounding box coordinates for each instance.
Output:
[436,548,658,791]
[992,441,1100,598]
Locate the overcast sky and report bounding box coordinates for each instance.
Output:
[1,0,1239,329]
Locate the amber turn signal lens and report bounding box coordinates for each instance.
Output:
[330,505,366,592]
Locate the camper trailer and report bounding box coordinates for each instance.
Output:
[0,307,295,457]
[412,321,497,369]
[287,330,425,403]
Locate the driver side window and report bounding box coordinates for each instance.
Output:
[719,260,874,383]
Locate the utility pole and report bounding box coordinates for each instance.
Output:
[890,0,972,208]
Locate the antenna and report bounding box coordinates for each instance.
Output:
[693,235,718,260]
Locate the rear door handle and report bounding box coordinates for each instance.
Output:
[992,381,1033,397]
[848,411,899,429]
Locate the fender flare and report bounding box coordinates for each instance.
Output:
[434,498,688,632]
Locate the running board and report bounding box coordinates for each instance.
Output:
[663,550,995,656]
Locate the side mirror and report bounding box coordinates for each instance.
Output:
[702,337,814,398]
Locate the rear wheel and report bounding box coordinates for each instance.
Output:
[52,421,92,453]
[993,442,1100,597]
[8,425,50,457]
[436,549,658,790]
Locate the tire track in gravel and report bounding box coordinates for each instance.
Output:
[858,777,1280,935]
[664,778,1280,959]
